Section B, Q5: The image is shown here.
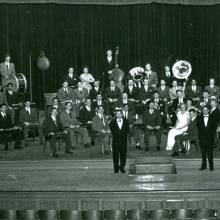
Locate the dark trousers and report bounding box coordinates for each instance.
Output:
[23,124,43,145]
[199,139,214,170]
[173,134,189,152]
[48,133,71,155]
[0,129,22,150]
[112,143,127,172]
[144,128,161,147]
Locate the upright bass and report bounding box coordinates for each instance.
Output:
[109,46,125,93]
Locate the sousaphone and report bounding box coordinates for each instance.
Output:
[172,60,192,79]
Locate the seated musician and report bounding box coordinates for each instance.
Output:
[5,83,18,124]
[92,94,108,115]
[79,98,95,145]
[0,103,23,150]
[122,103,142,149]
[92,105,111,154]
[0,83,7,105]
[152,91,167,129]
[169,80,178,101]
[57,80,74,105]
[79,66,95,93]
[117,92,131,108]
[157,79,170,103]
[19,100,43,147]
[43,107,71,158]
[185,79,202,107]
[46,97,62,117]
[123,79,139,101]
[143,101,162,151]
[139,78,155,113]
[199,90,211,109]
[60,101,91,149]
[172,108,198,156]
[73,81,89,116]
[171,89,187,111]
[63,66,78,89]
[104,80,121,116]
[89,80,102,101]
[205,78,220,100]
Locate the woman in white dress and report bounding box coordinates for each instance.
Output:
[79,66,95,92]
[166,103,190,151]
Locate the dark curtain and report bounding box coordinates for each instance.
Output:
[0,3,220,108]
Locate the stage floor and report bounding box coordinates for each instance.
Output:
[0,158,220,192]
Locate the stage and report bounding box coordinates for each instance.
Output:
[1,156,220,210]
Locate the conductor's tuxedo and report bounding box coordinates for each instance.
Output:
[197,114,217,170]
[109,117,129,172]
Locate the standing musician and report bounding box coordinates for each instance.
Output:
[157,79,170,103]
[92,105,111,154]
[0,54,16,86]
[43,107,71,158]
[0,103,23,150]
[110,108,129,173]
[144,63,158,87]
[63,67,78,89]
[102,49,115,89]
[19,100,43,147]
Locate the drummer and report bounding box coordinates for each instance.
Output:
[0,54,16,86]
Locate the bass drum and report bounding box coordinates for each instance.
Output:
[5,73,27,93]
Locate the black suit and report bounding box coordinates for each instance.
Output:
[109,118,129,172]
[102,56,115,88]
[63,74,78,88]
[89,87,103,101]
[43,115,71,156]
[0,112,22,149]
[197,114,217,170]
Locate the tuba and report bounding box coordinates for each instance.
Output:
[172,60,192,79]
[129,67,144,82]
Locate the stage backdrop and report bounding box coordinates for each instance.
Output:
[0,3,220,107]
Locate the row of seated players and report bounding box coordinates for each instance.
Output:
[57,77,220,115]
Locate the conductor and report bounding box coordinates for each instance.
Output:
[109,108,129,174]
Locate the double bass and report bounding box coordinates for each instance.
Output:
[109,46,125,93]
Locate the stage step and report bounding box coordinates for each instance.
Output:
[128,174,176,183]
[129,156,177,178]
[135,156,172,164]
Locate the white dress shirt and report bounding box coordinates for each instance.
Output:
[117,118,123,129]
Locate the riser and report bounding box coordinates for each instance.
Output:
[135,164,176,174]
[136,157,172,164]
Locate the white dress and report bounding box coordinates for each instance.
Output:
[80,73,95,92]
[166,111,189,150]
